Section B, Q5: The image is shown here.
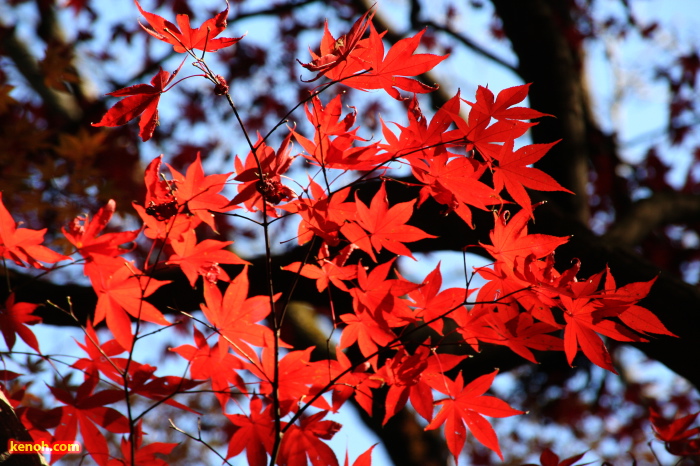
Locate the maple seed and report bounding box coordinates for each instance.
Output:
[214,75,229,95]
[145,200,179,221]
[256,177,295,205]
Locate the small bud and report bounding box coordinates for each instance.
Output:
[214,75,229,95]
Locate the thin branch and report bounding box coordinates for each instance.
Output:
[603,191,700,247]
[422,20,518,75]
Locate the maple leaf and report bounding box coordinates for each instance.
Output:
[0,193,70,268]
[200,267,277,359]
[377,346,467,424]
[381,93,461,162]
[279,180,355,246]
[408,263,467,333]
[320,348,380,415]
[231,133,295,213]
[348,258,419,329]
[336,24,448,100]
[482,207,569,269]
[246,347,332,415]
[470,305,563,363]
[414,153,498,228]
[559,272,635,373]
[344,446,375,466]
[442,85,543,162]
[92,66,180,142]
[226,396,275,466]
[171,327,246,408]
[467,84,552,122]
[426,370,524,462]
[165,152,235,231]
[278,411,342,466]
[72,321,128,384]
[167,230,249,286]
[340,182,435,261]
[0,293,42,353]
[598,271,676,338]
[134,156,202,241]
[492,139,572,214]
[124,363,201,414]
[298,10,374,80]
[91,263,171,350]
[649,407,700,456]
[338,310,397,361]
[62,199,139,268]
[108,421,178,466]
[521,448,590,466]
[50,373,130,465]
[136,0,244,53]
[293,95,383,170]
[283,243,358,292]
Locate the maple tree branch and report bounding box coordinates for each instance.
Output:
[422,19,518,75]
[231,0,322,21]
[0,24,82,125]
[602,191,700,247]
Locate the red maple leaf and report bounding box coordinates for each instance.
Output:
[471,305,563,363]
[92,66,181,142]
[91,263,171,350]
[231,133,295,213]
[0,293,42,353]
[226,396,275,466]
[338,309,397,360]
[63,200,139,261]
[136,0,244,53]
[167,230,249,286]
[340,182,435,261]
[381,93,460,163]
[426,370,524,462]
[279,180,355,246]
[650,407,700,456]
[0,193,70,268]
[72,321,128,384]
[293,95,383,170]
[134,156,202,241]
[414,153,498,228]
[298,10,374,81]
[442,84,544,162]
[337,24,448,100]
[346,258,419,331]
[482,207,569,269]
[467,84,551,122]
[491,139,572,214]
[278,411,342,466]
[282,244,358,292]
[200,267,277,359]
[165,152,235,231]
[246,347,332,415]
[522,448,590,466]
[408,263,467,333]
[171,327,247,408]
[320,348,380,415]
[50,373,130,465]
[108,421,178,466]
[343,446,375,466]
[559,271,635,373]
[377,346,467,424]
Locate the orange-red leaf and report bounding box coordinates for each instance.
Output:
[136,0,244,53]
[92,67,178,142]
